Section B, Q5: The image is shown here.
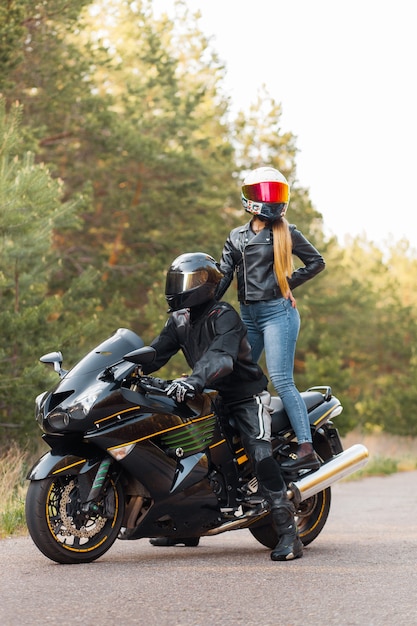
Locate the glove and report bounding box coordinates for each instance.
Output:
[165,379,196,402]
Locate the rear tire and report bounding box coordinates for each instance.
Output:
[249,487,331,549]
[25,474,125,564]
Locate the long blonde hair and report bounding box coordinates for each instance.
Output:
[272,218,293,296]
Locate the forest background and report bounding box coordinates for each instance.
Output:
[1,0,417,453]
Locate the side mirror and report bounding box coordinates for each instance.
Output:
[39,351,67,377]
[123,346,156,365]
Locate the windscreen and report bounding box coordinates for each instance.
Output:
[63,328,144,379]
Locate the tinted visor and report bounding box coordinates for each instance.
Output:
[166,269,208,295]
[242,181,289,204]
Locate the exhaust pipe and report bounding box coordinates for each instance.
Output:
[288,443,369,504]
[205,444,369,536]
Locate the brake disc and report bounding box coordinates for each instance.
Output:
[59,480,106,538]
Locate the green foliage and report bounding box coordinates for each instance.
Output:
[346,455,400,479]
[0,501,26,536]
[0,100,122,445]
[0,1,26,87]
[0,443,28,537]
[294,236,417,436]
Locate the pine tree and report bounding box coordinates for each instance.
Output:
[0,99,118,445]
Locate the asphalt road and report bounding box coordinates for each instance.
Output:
[1,470,417,626]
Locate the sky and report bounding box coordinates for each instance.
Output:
[154,0,417,251]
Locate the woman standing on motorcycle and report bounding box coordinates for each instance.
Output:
[216,167,325,472]
[143,252,303,561]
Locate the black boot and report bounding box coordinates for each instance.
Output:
[280,443,320,473]
[264,488,303,561]
[255,457,303,561]
[149,537,200,547]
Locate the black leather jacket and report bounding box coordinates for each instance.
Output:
[217,221,325,302]
[144,300,268,403]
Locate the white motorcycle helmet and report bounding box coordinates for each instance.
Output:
[241,166,290,221]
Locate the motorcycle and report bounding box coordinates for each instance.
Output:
[26,327,369,564]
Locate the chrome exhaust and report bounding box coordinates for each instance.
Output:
[288,443,369,504]
[204,444,369,536]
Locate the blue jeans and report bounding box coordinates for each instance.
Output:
[240,298,312,444]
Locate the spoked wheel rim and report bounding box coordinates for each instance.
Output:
[46,476,119,552]
[26,473,124,563]
[296,487,331,546]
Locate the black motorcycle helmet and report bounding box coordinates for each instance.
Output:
[165,252,224,312]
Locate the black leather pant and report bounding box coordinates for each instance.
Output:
[221,393,285,494]
[223,394,273,464]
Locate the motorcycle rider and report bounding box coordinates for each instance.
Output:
[143,252,303,561]
[216,166,325,472]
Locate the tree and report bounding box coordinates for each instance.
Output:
[1,1,240,336]
[297,234,417,436]
[0,99,124,445]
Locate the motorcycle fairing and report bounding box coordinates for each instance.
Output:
[114,443,223,540]
[87,410,216,454]
[37,328,144,434]
[86,392,224,461]
[171,452,208,492]
[123,491,222,540]
[84,397,245,506]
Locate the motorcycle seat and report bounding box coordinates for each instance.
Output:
[269,391,325,432]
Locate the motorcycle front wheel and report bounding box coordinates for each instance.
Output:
[249,487,331,548]
[25,474,125,564]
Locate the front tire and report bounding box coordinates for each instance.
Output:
[25,474,125,564]
[249,487,331,549]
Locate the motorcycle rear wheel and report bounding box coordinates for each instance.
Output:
[25,474,125,564]
[249,487,331,549]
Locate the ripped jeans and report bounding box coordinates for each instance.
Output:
[240,297,312,444]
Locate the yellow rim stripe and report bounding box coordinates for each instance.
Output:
[299,488,327,537]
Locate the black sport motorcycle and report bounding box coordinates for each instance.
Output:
[26,327,369,564]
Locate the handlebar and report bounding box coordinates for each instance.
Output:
[129,374,196,402]
[134,375,170,394]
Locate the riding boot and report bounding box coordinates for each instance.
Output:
[280,442,320,473]
[262,487,303,561]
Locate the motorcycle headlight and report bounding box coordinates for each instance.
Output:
[69,394,98,419]
[47,410,70,430]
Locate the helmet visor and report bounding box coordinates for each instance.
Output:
[166,269,208,295]
[242,181,289,204]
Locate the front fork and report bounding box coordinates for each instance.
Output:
[81,457,113,514]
